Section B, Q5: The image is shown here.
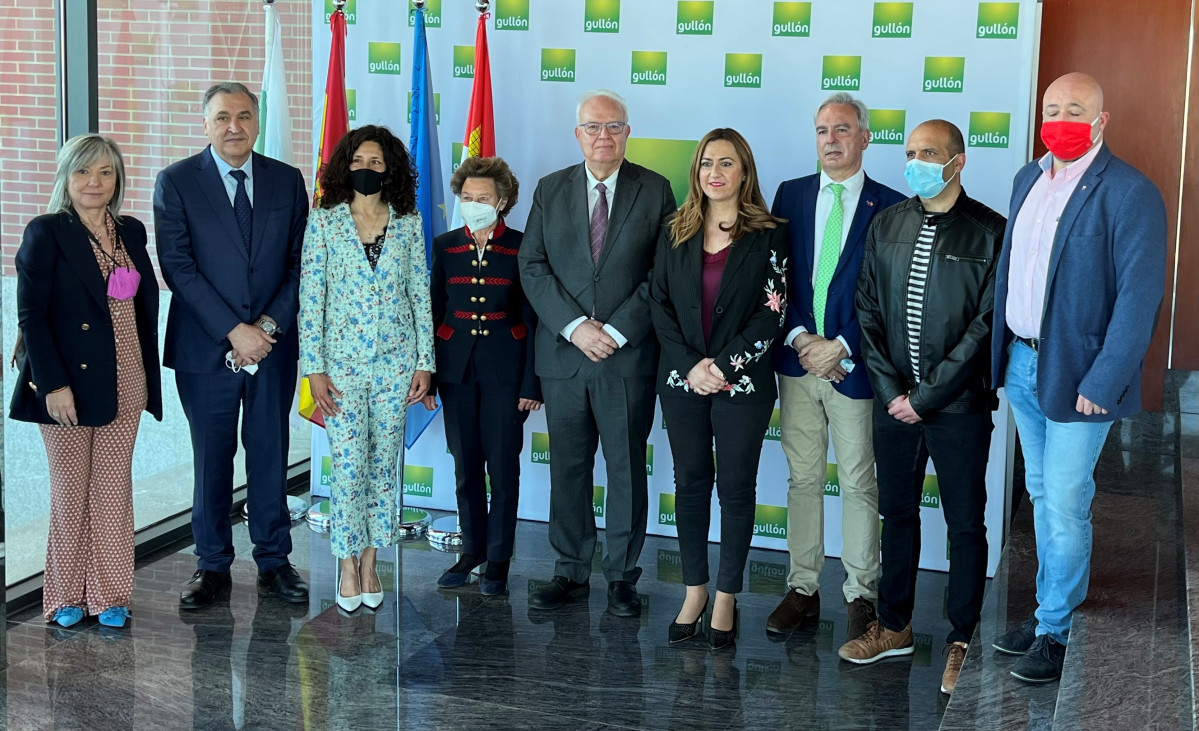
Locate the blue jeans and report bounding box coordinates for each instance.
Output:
[1004,341,1113,644]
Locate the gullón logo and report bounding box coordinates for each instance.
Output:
[821,55,862,91]
[402,465,434,498]
[870,109,906,145]
[451,142,464,174]
[646,444,654,476]
[977,2,1020,39]
[658,492,677,527]
[923,57,965,92]
[531,432,550,464]
[968,111,1011,148]
[324,0,356,24]
[408,0,442,27]
[764,408,781,441]
[320,456,333,487]
[772,2,811,37]
[494,0,530,31]
[345,89,357,123]
[631,51,668,86]
[407,92,440,125]
[824,463,840,497]
[584,0,620,33]
[541,48,576,82]
[724,54,763,88]
[452,45,475,79]
[626,138,696,208]
[872,2,913,38]
[677,1,714,35]
[368,42,402,75]
[753,504,788,538]
[920,475,941,509]
[593,485,606,518]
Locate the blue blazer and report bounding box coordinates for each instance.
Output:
[153,148,308,374]
[771,173,905,399]
[991,145,1167,422]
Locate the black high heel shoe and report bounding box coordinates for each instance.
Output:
[668,594,710,644]
[708,598,738,651]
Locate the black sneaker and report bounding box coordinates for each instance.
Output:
[993,614,1038,655]
[1009,635,1066,683]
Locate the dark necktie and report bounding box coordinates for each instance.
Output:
[590,182,608,266]
[229,169,252,252]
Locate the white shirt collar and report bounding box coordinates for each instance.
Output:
[210,146,253,181]
[819,167,865,196]
[585,163,620,192]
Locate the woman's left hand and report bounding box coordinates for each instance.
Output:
[518,398,542,412]
[407,370,432,405]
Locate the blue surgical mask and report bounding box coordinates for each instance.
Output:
[904,154,959,199]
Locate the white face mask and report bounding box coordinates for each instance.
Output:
[459,200,498,232]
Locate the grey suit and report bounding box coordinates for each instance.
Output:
[519,159,676,584]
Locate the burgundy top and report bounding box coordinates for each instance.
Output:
[701,246,731,344]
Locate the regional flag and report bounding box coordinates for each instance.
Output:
[253,1,292,164]
[405,2,444,448]
[450,12,495,228]
[314,6,349,206]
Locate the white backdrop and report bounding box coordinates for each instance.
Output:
[309,0,1038,575]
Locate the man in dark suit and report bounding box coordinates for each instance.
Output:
[990,72,1166,684]
[518,89,676,617]
[768,93,906,642]
[154,82,310,609]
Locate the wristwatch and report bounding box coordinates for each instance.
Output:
[256,317,280,336]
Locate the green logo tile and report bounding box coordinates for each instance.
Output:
[531,431,550,464]
[870,109,906,144]
[451,141,464,174]
[872,2,913,38]
[407,92,440,125]
[625,137,696,208]
[977,2,1019,38]
[677,1,714,35]
[920,475,941,509]
[772,2,811,37]
[325,0,356,24]
[368,42,403,75]
[631,51,668,85]
[593,485,606,518]
[320,455,333,487]
[824,463,840,497]
[923,56,966,92]
[402,465,434,498]
[646,444,654,476]
[494,0,530,30]
[453,45,475,79]
[724,53,763,88]
[345,89,356,123]
[541,48,577,82]
[764,408,782,441]
[822,55,862,91]
[584,0,620,33]
[658,492,677,527]
[408,0,441,27]
[753,504,788,539]
[968,111,1011,148]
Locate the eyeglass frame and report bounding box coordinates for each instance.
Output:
[576,121,629,136]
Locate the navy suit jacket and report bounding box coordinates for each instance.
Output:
[991,145,1167,422]
[771,173,905,399]
[154,148,308,374]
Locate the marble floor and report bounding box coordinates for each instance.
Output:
[2,512,965,731]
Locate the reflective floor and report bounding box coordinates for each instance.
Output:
[3,513,963,730]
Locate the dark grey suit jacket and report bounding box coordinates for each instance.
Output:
[518,159,676,379]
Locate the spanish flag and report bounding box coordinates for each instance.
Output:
[314,6,349,206]
[450,11,494,227]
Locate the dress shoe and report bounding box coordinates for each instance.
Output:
[437,553,485,588]
[360,565,384,610]
[98,606,130,628]
[51,606,84,628]
[766,588,820,633]
[180,569,232,610]
[709,598,738,651]
[607,580,641,618]
[668,594,709,644]
[257,564,309,604]
[993,614,1038,655]
[1010,635,1066,683]
[480,559,510,596]
[846,596,878,642]
[528,576,589,609]
[335,561,362,613]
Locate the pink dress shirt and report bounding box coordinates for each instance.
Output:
[1005,143,1105,338]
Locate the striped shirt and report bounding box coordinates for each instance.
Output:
[906,216,937,382]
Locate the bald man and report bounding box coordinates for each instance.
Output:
[990,73,1166,683]
[841,120,1004,696]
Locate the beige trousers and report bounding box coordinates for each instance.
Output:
[778,373,879,602]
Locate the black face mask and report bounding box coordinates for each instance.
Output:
[350,168,384,196]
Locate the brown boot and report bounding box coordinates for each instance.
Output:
[940,642,968,694]
[837,621,914,664]
[846,597,877,642]
[766,588,820,633]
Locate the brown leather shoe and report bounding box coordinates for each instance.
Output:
[766,588,820,633]
[837,621,914,664]
[846,596,878,642]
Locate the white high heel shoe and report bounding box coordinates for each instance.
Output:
[361,565,384,610]
[336,561,362,613]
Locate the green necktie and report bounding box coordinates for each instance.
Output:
[813,182,845,336]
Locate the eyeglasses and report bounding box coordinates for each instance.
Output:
[577,121,628,136]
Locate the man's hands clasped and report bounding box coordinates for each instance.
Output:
[570,319,619,363]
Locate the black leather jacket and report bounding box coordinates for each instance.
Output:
[855,191,1005,415]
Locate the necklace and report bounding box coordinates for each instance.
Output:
[353,205,389,242]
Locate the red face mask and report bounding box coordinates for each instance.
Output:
[1040,117,1100,161]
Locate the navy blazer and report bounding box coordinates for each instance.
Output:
[991,146,1167,422]
[771,173,905,399]
[9,212,163,426]
[430,223,541,401]
[153,148,308,374]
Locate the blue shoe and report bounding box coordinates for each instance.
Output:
[98,606,130,628]
[52,606,84,628]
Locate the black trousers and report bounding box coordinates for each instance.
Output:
[660,395,774,594]
[874,400,993,644]
[439,374,529,561]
